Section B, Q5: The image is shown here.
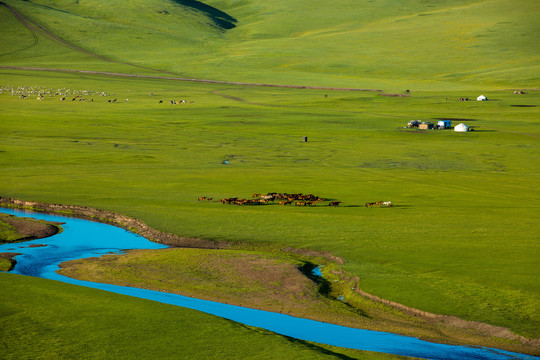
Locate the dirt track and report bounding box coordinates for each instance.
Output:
[0,65,383,92]
[0,1,181,76]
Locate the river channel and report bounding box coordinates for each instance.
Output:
[0,208,536,360]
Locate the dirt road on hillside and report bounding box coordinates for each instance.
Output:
[0,2,181,76]
[1,2,381,91]
[0,65,382,91]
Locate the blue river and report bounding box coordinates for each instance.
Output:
[0,208,537,360]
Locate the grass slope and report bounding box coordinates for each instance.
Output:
[1,0,539,89]
[1,273,414,360]
[0,70,538,341]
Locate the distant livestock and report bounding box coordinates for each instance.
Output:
[216,192,331,207]
[365,201,393,208]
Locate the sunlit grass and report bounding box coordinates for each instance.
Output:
[1,70,538,339]
[2,273,413,360]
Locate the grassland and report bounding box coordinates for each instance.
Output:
[2,273,418,360]
[1,69,538,341]
[0,0,539,357]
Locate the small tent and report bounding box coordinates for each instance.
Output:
[477,95,487,101]
[454,123,469,132]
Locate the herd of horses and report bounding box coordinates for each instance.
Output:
[199,193,340,207]
[198,193,393,208]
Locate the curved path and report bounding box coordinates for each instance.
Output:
[0,65,382,92]
[0,208,537,360]
[0,1,184,76]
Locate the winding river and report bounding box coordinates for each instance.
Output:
[0,208,536,360]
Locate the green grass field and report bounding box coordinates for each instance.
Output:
[1,70,538,338]
[0,0,539,357]
[2,273,417,360]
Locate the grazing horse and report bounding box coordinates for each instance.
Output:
[328,201,341,207]
[198,196,207,201]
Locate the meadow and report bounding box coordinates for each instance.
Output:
[2,273,415,360]
[1,69,538,337]
[0,0,539,358]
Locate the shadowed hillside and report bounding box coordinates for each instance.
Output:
[172,0,237,29]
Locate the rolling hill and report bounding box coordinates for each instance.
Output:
[1,0,539,89]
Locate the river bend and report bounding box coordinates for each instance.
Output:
[0,208,536,360]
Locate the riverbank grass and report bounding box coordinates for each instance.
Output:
[0,273,417,360]
[0,258,12,271]
[57,246,536,353]
[0,217,18,242]
[0,213,61,243]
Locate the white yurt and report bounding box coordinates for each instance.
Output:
[477,95,487,101]
[454,123,469,132]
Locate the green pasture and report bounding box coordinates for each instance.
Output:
[0,0,539,356]
[1,70,539,342]
[1,273,414,360]
[1,0,539,89]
